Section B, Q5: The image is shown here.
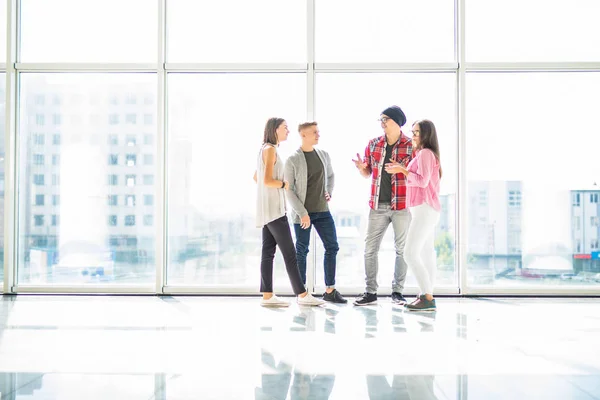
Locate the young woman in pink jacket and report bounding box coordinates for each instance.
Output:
[385,119,441,311]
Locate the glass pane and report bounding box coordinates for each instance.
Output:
[0,0,6,63]
[314,73,457,291]
[167,73,306,288]
[466,0,600,62]
[168,0,306,63]
[20,0,157,63]
[0,74,5,284]
[466,72,600,287]
[316,0,455,63]
[18,73,157,285]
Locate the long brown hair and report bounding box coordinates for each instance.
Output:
[413,119,442,178]
[263,117,285,146]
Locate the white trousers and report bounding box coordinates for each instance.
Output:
[405,203,440,295]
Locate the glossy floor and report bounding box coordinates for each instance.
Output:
[0,295,599,399]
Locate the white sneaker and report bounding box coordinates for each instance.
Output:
[261,295,290,308]
[297,293,325,306]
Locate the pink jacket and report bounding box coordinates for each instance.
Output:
[406,148,441,211]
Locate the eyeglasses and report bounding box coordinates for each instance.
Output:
[411,130,420,137]
[377,117,392,124]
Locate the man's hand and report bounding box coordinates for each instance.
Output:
[352,153,368,171]
[300,215,311,229]
[325,192,331,202]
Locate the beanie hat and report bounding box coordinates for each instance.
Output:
[381,105,406,127]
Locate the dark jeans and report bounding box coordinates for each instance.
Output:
[261,215,306,295]
[293,211,339,287]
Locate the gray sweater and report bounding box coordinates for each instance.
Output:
[284,148,335,224]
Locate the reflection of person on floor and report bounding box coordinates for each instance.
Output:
[367,374,439,400]
[290,371,335,400]
[293,305,341,336]
[391,308,407,333]
[324,307,340,334]
[255,349,291,400]
[356,306,379,339]
[292,307,316,332]
[255,349,335,400]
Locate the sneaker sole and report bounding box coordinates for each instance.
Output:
[392,300,408,306]
[353,300,377,306]
[407,307,436,312]
[324,298,348,304]
[260,303,290,308]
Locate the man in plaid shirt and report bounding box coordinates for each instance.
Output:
[352,105,413,306]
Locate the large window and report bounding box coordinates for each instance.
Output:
[316,0,455,63]
[20,0,157,62]
[466,0,600,62]
[167,0,306,63]
[17,74,157,285]
[2,0,600,294]
[166,73,306,289]
[466,72,600,287]
[314,73,457,291]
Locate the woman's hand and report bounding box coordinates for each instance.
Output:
[385,161,408,176]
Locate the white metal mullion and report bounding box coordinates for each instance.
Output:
[307,0,316,121]
[312,285,461,296]
[164,62,307,73]
[155,0,166,294]
[14,63,158,72]
[315,62,458,72]
[465,287,600,296]
[457,0,467,295]
[305,0,316,293]
[14,285,156,294]
[164,286,265,295]
[164,285,297,295]
[465,62,600,72]
[3,0,18,294]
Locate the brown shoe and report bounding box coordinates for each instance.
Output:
[405,295,436,312]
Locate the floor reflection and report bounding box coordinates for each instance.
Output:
[0,296,599,399]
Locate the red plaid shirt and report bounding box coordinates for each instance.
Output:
[364,134,413,210]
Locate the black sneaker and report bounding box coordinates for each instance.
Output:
[323,289,348,304]
[405,295,436,312]
[391,292,408,305]
[353,292,377,306]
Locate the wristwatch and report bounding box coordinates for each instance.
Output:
[281,181,285,188]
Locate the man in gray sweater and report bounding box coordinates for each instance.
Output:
[284,122,347,303]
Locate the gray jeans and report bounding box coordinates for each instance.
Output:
[364,204,411,294]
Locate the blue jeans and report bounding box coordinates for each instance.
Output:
[294,211,339,287]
